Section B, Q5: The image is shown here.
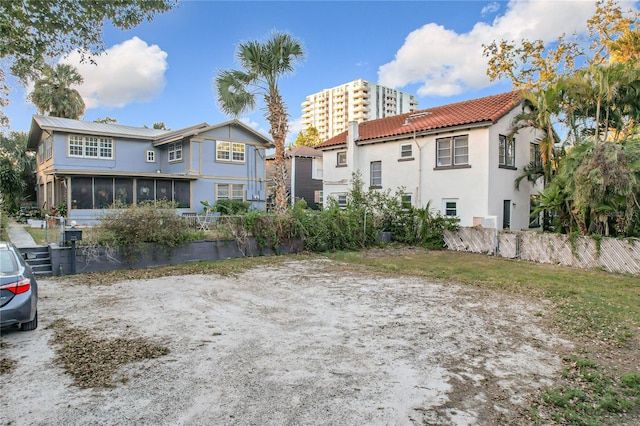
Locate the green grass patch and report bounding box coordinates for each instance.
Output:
[24,226,48,244]
[539,355,640,424]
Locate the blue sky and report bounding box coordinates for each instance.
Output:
[4,0,638,143]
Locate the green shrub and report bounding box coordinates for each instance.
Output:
[215,199,251,215]
[96,201,197,260]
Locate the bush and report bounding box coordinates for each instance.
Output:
[215,199,251,215]
[95,201,197,260]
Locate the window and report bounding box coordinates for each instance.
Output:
[68,135,114,159]
[115,178,133,206]
[370,161,382,187]
[217,183,245,200]
[401,193,412,209]
[38,143,44,163]
[314,190,324,205]
[232,143,245,162]
[71,177,190,209]
[499,134,515,167]
[146,150,156,163]
[45,138,52,160]
[94,177,113,209]
[443,199,458,217]
[529,195,541,228]
[216,141,245,163]
[168,141,182,162]
[157,180,172,201]
[400,144,413,159]
[312,158,323,180]
[337,193,347,207]
[337,151,347,166]
[530,143,542,168]
[436,135,468,167]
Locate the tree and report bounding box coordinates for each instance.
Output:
[94,117,118,124]
[29,64,85,119]
[0,131,35,213]
[293,126,321,147]
[152,122,170,130]
[486,0,640,237]
[0,0,177,126]
[214,31,305,214]
[510,87,564,186]
[483,0,638,91]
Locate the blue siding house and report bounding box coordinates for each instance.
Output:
[27,116,274,224]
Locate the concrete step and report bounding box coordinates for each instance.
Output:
[20,247,53,277]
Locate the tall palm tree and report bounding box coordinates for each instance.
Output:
[30,64,85,119]
[510,88,564,187]
[215,31,305,214]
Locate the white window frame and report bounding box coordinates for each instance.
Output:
[216,183,245,201]
[499,134,515,167]
[216,141,245,163]
[68,134,114,159]
[45,137,53,160]
[146,150,156,163]
[436,135,468,167]
[337,193,347,208]
[442,199,458,217]
[336,151,347,166]
[312,158,323,180]
[400,144,413,158]
[168,141,182,162]
[314,190,324,205]
[401,193,412,210]
[370,161,382,187]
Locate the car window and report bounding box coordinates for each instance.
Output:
[0,250,18,275]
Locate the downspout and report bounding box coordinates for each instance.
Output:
[414,130,426,207]
[291,154,296,206]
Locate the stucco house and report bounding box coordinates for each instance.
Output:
[265,146,324,209]
[316,91,543,230]
[27,115,273,223]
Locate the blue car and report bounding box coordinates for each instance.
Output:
[0,241,38,331]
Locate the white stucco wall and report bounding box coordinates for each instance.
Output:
[322,106,542,229]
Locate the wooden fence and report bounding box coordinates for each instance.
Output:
[444,227,640,275]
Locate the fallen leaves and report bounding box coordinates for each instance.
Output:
[47,319,169,388]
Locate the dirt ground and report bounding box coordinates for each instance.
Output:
[0,257,571,425]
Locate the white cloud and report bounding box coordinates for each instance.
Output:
[481,2,500,16]
[62,37,168,109]
[378,0,599,97]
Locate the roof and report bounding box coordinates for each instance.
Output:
[317,91,522,149]
[266,145,323,160]
[28,116,274,150]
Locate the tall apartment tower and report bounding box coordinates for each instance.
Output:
[301,79,419,141]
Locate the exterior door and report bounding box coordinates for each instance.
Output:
[503,200,511,229]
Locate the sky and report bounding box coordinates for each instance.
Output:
[4,0,639,143]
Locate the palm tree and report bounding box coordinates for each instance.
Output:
[215,31,305,214]
[511,88,564,187]
[30,64,85,119]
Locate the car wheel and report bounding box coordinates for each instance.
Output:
[20,311,38,331]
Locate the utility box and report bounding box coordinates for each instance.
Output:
[64,229,83,243]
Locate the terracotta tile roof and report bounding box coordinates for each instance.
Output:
[317,91,521,149]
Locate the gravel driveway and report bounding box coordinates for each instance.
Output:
[0,258,569,425]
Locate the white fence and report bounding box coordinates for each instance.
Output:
[444,227,640,275]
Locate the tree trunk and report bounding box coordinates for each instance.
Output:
[265,93,289,214]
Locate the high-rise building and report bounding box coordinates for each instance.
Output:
[301,79,418,141]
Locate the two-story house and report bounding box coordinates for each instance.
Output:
[265,146,324,209]
[316,91,542,230]
[27,116,273,223]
